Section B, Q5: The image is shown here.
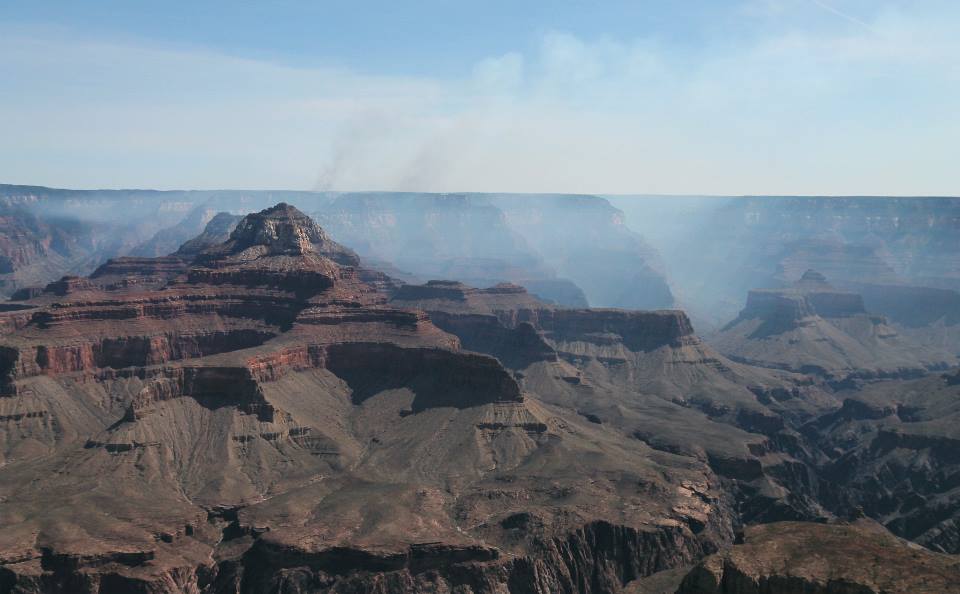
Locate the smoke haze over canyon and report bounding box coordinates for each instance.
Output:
[1,186,959,592]
[3,1,960,593]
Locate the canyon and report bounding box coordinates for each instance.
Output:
[0,204,728,593]
[1,193,959,593]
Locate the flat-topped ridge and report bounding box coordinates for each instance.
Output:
[739,271,867,322]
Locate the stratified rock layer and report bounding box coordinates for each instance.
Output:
[391,280,840,529]
[677,521,960,594]
[713,270,956,382]
[3,202,957,594]
[0,204,732,593]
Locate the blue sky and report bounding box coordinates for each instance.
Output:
[1,1,958,194]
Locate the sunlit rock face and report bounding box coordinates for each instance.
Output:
[2,188,960,592]
[0,204,735,593]
[675,521,960,594]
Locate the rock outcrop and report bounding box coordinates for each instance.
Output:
[132,208,238,258]
[0,204,732,593]
[801,370,960,553]
[609,195,960,330]
[3,194,957,593]
[854,282,960,356]
[392,280,837,528]
[676,521,960,593]
[173,212,242,257]
[713,270,956,382]
[0,185,208,298]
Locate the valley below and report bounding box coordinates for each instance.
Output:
[1,188,959,593]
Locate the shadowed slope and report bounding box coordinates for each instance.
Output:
[0,204,733,594]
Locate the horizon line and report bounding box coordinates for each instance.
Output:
[1,182,959,200]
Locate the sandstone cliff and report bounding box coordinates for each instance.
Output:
[0,204,731,593]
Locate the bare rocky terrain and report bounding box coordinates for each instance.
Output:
[675,521,960,593]
[1,195,959,593]
[0,186,674,310]
[0,204,730,593]
[713,270,956,384]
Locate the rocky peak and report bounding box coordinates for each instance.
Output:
[174,211,242,257]
[229,203,326,255]
[734,268,866,325]
[795,268,832,291]
[194,203,360,268]
[177,204,364,296]
[205,203,359,267]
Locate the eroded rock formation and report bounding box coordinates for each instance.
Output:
[713,270,956,383]
[676,521,960,594]
[2,202,958,593]
[0,204,730,593]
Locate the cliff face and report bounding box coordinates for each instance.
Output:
[308,193,597,307]
[733,271,867,332]
[611,195,960,330]
[391,283,697,372]
[323,342,523,410]
[6,186,960,329]
[131,208,234,258]
[713,271,956,381]
[0,204,732,593]
[858,283,960,328]
[392,282,693,350]
[737,291,813,325]
[0,206,94,297]
[676,521,960,594]
[4,192,958,593]
[391,280,838,530]
[802,371,960,554]
[173,212,242,258]
[228,520,720,594]
[854,283,960,356]
[492,195,674,310]
[0,186,205,298]
[533,308,696,352]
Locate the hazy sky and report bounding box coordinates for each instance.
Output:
[1,1,958,195]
